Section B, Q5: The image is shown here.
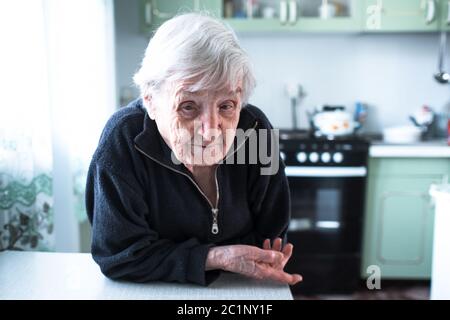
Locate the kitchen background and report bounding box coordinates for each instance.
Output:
[116,0,450,132]
[1,0,449,300]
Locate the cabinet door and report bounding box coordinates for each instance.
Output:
[364,0,439,32]
[439,0,450,30]
[140,0,222,34]
[362,176,440,279]
[224,0,363,33]
[297,0,364,32]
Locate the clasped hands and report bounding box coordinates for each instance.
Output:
[206,238,302,285]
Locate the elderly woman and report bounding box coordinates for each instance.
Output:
[86,13,301,286]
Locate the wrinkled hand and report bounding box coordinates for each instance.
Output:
[206,244,302,285]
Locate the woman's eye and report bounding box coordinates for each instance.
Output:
[179,103,198,117]
[220,104,235,112]
[182,105,194,111]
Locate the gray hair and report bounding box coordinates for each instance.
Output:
[133,13,256,106]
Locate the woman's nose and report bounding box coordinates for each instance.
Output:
[198,112,219,143]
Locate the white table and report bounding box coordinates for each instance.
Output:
[0,251,293,300]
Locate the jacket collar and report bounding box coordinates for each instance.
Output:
[133,99,258,171]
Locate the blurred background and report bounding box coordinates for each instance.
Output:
[0,0,449,299]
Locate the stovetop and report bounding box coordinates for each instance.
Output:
[277,129,371,166]
[278,129,374,143]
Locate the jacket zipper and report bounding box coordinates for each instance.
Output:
[211,168,219,234]
[135,144,220,234]
[134,120,258,235]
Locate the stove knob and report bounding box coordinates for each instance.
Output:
[280,151,286,161]
[296,152,307,163]
[321,152,331,163]
[309,152,319,163]
[333,152,343,163]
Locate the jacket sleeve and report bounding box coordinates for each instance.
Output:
[243,158,290,247]
[242,107,291,248]
[85,160,220,286]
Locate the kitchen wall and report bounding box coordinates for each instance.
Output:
[114,0,450,133]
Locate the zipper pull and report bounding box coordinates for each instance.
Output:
[211,208,219,234]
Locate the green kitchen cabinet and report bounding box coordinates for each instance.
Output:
[139,0,364,34]
[138,0,450,34]
[363,0,440,32]
[224,0,364,33]
[139,0,222,34]
[439,0,450,30]
[361,158,450,280]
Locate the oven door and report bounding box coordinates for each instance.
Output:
[285,165,367,254]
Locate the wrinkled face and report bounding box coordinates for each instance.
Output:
[146,82,242,168]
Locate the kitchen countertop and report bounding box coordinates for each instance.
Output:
[277,129,449,158]
[369,139,450,158]
[0,251,293,300]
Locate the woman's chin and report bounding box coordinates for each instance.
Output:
[179,152,223,167]
[174,143,233,167]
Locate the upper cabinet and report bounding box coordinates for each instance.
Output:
[139,0,450,34]
[363,0,441,32]
[439,0,450,30]
[139,0,222,34]
[223,0,363,32]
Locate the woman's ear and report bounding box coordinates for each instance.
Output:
[144,95,156,120]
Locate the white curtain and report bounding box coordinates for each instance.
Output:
[0,0,116,252]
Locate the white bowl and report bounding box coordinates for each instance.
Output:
[383,125,422,144]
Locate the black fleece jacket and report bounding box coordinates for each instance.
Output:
[85,98,290,286]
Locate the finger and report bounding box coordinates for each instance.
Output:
[280,272,302,285]
[263,239,271,250]
[292,274,303,285]
[273,238,283,252]
[282,243,294,260]
[256,249,284,265]
[259,265,302,285]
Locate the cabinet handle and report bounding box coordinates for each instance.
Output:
[425,0,436,24]
[144,1,152,26]
[280,0,288,24]
[288,218,312,231]
[288,0,297,24]
[152,0,172,19]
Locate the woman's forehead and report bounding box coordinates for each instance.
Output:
[179,88,239,97]
[173,85,241,99]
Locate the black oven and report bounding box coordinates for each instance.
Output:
[280,130,369,294]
